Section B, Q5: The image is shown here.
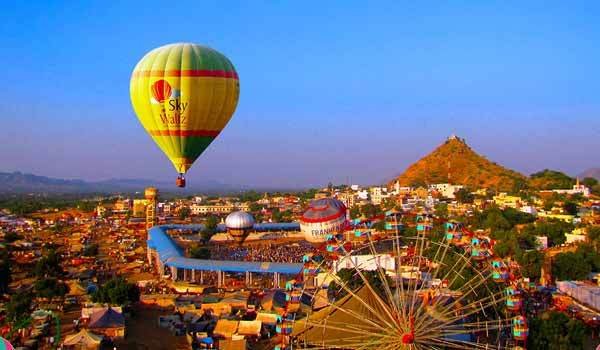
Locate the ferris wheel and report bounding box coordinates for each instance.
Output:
[274,214,529,350]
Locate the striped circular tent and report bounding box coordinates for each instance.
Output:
[130,43,240,186]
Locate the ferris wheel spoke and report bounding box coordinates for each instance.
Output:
[362,234,405,325]
[334,247,402,331]
[325,272,399,332]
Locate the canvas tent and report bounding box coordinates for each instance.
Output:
[63,329,103,350]
[237,320,262,337]
[213,319,239,339]
[88,307,125,338]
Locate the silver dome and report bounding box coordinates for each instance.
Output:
[225,211,255,229]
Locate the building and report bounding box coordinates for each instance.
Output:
[542,178,591,198]
[132,199,149,217]
[429,183,464,199]
[493,193,522,209]
[369,187,389,205]
[95,205,107,218]
[190,203,251,215]
[336,192,356,208]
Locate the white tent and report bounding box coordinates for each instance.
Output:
[63,329,103,350]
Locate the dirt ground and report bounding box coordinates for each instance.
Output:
[112,306,190,350]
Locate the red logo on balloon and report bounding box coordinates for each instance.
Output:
[151,79,172,103]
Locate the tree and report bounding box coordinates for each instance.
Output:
[349,206,361,220]
[552,252,591,281]
[483,210,511,232]
[454,188,474,204]
[533,220,574,247]
[248,202,261,212]
[34,278,68,299]
[201,215,218,241]
[360,203,382,219]
[516,250,544,280]
[178,207,191,220]
[372,220,386,232]
[528,311,587,350]
[83,243,99,256]
[434,203,448,219]
[581,177,598,188]
[562,201,578,216]
[190,245,211,259]
[34,249,63,278]
[92,277,140,305]
[587,226,600,249]
[6,292,33,323]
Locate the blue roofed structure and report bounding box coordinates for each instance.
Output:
[147,225,303,276]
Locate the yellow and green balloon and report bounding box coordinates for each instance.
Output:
[130,43,240,187]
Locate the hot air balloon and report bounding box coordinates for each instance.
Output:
[130,43,240,187]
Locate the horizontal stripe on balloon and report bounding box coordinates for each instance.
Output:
[148,130,220,137]
[132,70,238,79]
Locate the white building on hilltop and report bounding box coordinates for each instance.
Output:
[429,183,464,199]
[547,178,591,197]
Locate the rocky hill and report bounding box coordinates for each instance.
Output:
[389,136,527,191]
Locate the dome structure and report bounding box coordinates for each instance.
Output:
[300,198,347,244]
[225,211,255,229]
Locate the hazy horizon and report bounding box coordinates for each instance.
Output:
[1,1,599,188]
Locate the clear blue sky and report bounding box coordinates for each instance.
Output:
[1,1,599,188]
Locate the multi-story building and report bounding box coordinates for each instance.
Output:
[190,203,251,215]
[493,193,522,209]
[132,199,149,217]
[369,187,389,205]
[429,183,464,199]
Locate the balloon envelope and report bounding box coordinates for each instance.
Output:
[130,43,240,174]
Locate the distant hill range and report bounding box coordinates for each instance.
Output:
[389,136,527,192]
[580,168,600,181]
[0,171,244,195]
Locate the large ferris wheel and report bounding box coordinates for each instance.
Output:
[273,214,529,350]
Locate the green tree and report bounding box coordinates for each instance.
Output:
[454,188,474,203]
[581,177,598,188]
[190,245,211,259]
[361,203,382,219]
[34,278,68,299]
[34,249,63,278]
[533,220,574,247]
[516,250,544,280]
[248,202,261,212]
[83,243,99,256]
[6,292,33,323]
[201,215,218,241]
[563,201,578,216]
[349,206,361,220]
[372,220,386,231]
[552,252,591,281]
[434,203,448,219]
[587,226,600,249]
[528,311,587,350]
[92,277,140,305]
[178,207,191,220]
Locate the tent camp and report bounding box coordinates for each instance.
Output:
[62,329,103,350]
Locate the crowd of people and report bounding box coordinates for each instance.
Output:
[209,242,314,263]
